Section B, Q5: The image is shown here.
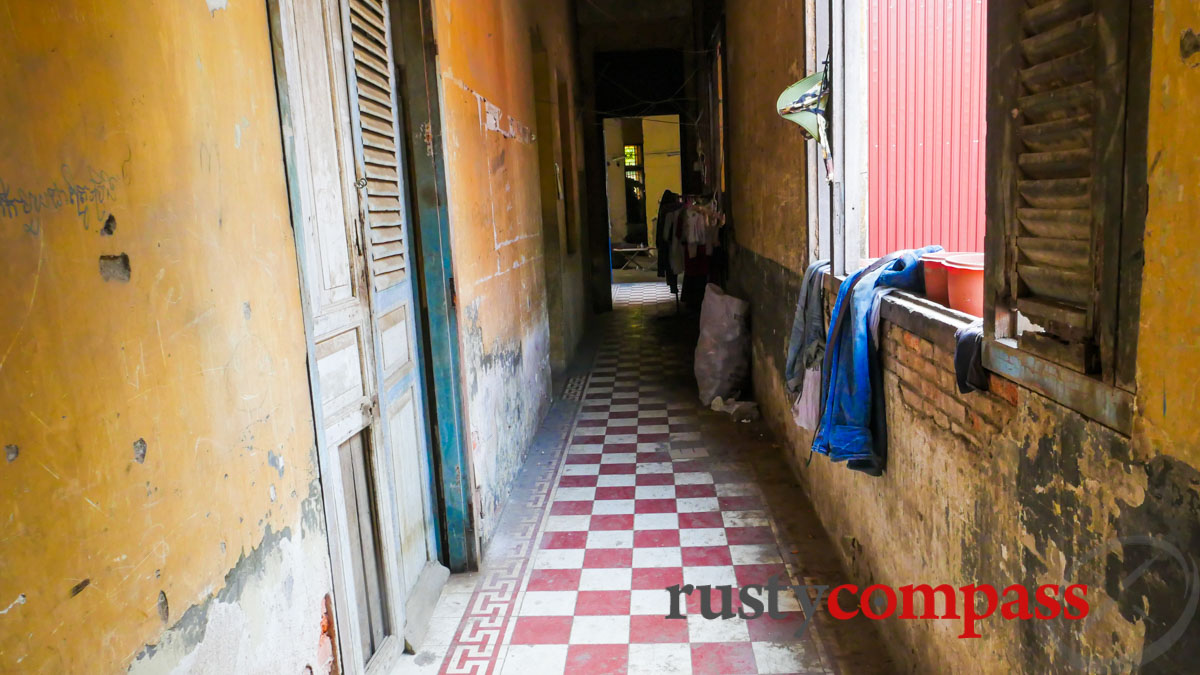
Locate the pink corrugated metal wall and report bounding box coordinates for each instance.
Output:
[869,0,987,257]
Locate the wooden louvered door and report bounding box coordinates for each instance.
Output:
[274,0,445,667]
[273,0,403,669]
[338,0,447,653]
[1005,0,1131,375]
[345,0,408,292]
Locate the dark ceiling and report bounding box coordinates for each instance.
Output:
[593,49,688,119]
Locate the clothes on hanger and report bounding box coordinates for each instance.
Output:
[655,190,685,293]
[655,191,725,303]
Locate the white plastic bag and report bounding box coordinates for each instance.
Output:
[694,284,750,406]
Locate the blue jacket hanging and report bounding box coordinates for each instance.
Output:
[811,246,942,474]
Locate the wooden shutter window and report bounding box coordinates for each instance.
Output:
[1008,0,1128,373]
[348,0,408,291]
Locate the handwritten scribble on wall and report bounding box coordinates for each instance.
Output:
[0,164,120,234]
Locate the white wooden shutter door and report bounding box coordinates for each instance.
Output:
[347,0,407,292]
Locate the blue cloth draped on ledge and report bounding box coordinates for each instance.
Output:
[811,246,942,475]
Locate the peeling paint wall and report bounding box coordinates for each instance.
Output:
[725,0,810,273]
[432,0,586,544]
[726,0,1200,671]
[530,17,588,379]
[1136,0,1200,464]
[0,2,329,672]
[126,484,333,675]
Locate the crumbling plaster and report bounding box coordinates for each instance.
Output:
[725,0,1200,671]
[432,0,586,544]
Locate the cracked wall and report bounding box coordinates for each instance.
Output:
[725,0,1200,671]
[126,482,333,675]
[0,2,330,671]
[432,0,584,544]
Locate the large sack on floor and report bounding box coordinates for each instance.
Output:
[695,283,750,405]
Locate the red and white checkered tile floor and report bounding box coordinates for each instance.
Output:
[611,282,677,307]
[410,284,833,675]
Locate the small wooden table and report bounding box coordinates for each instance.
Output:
[613,245,656,270]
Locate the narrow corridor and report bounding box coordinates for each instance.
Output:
[404,284,889,674]
[7,1,1199,671]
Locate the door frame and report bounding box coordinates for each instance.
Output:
[338,0,453,648]
[806,0,869,273]
[266,0,444,669]
[389,0,476,572]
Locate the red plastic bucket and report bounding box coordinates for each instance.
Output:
[944,253,985,316]
[921,251,953,306]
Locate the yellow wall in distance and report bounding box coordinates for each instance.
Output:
[603,117,629,244]
[642,114,683,246]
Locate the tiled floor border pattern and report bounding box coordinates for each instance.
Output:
[437,387,589,675]
[562,375,588,401]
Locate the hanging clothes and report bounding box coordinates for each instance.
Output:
[785,259,831,396]
[682,202,724,256]
[656,192,725,304]
[786,260,830,431]
[679,197,724,309]
[812,246,941,476]
[954,319,989,394]
[655,191,684,293]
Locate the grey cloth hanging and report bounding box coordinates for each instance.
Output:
[785,259,831,395]
[954,319,989,394]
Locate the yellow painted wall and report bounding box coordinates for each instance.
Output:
[0,1,323,671]
[642,114,682,246]
[1135,0,1200,464]
[432,0,583,541]
[603,117,629,244]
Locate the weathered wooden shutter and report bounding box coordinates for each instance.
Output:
[1006,0,1129,373]
[346,0,408,291]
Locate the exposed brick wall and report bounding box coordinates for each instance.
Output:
[879,323,1016,449]
[730,250,1191,672]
